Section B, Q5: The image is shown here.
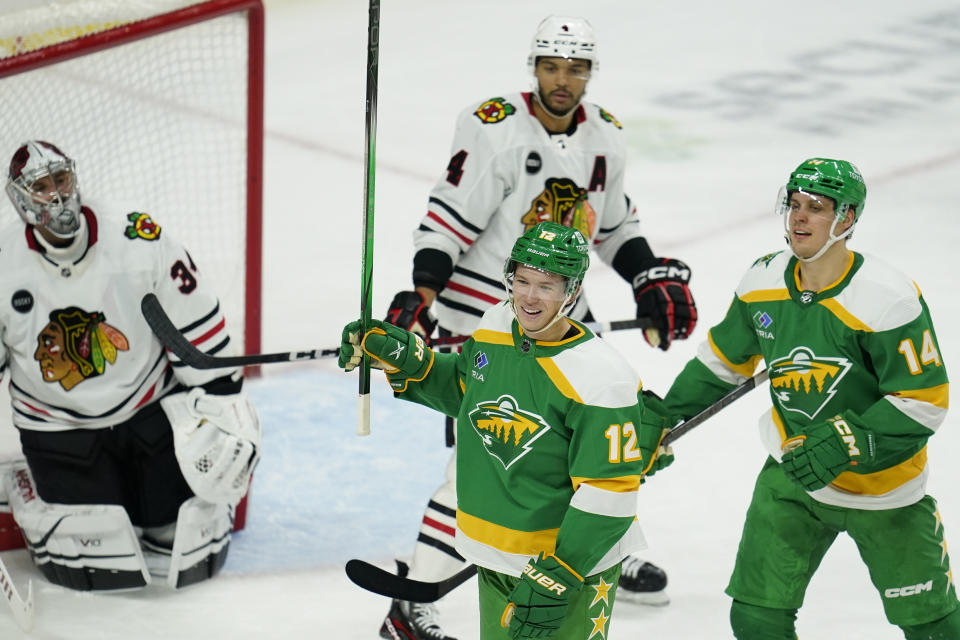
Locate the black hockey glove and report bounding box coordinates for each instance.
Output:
[385,290,437,340]
[632,258,697,351]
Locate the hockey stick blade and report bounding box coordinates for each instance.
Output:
[344,559,477,603]
[141,294,338,369]
[0,556,34,632]
[661,368,769,447]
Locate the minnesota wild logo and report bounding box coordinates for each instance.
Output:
[769,347,852,420]
[474,97,516,124]
[468,394,551,469]
[752,251,781,268]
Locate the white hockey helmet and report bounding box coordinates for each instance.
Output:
[6,140,83,239]
[527,16,598,73]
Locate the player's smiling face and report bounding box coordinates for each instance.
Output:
[534,57,590,114]
[511,265,569,335]
[786,191,846,259]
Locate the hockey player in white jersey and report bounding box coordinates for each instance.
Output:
[0,140,260,591]
[380,16,696,640]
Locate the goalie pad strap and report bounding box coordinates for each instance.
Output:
[6,462,150,591]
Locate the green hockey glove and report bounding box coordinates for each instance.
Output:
[780,415,875,491]
[638,390,676,478]
[338,319,433,383]
[338,320,364,371]
[502,553,584,639]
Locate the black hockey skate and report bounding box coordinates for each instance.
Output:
[379,561,457,640]
[617,556,670,606]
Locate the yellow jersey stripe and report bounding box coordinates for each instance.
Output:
[832,447,928,495]
[893,383,949,410]
[570,475,643,493]
[536,357,583,403]
[739,289,791,303]
[708,331,763,378]
[473,329,513,346]
[457,509,558,556]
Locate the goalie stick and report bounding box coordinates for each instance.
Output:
[141,293,654,370]
[345,368,769,603]
[0,555,34,632]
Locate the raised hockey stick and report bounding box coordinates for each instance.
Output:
[345,369,769,604]
[0,555,34,631]
[142,293,655,370]
[357,0,381,436]
[661,367,769,446]
[345,559,476,604]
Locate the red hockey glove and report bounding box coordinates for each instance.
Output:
[385,290,437,340]
[632,258,697,351]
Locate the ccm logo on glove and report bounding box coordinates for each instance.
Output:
[632,262,691,287]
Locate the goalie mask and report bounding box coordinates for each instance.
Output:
[776,157,866,263]
[6,140,83,239]
[505,221,590,335]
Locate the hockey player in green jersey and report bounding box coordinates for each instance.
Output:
[339,221,674,639]
[653,158,960,639]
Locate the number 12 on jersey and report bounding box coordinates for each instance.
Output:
[604,423,642,463]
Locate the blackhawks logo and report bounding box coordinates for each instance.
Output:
[769,347,852,420]
[597,107,622,129]
[474,97,516,124]
[468,395,551,469]
[34,306,129,391]
[125,212,161,240]
[521,177,596,239]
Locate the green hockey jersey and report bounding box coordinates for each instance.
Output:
[387,302,651,578]
[664,250,948,510]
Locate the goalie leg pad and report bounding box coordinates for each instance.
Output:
[161,388,261,506]
[167,497,233,589]
[6,462,150,591]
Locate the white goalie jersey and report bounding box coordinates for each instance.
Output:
[0,207,240,432]
[413,91,643,335]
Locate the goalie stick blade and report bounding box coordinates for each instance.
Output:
[140,294,338,369]
[344,559,477,603]
[0,556,34,632]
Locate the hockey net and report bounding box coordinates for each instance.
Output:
[0,0,264,358]
[0,0,265,544]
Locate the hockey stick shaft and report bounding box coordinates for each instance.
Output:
[0,554,34,631]
[357,0,380,437]
[141,295,656,370]
[345,559,476,603]
[660,368,769,446]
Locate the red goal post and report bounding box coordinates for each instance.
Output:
[0,0,264,360]
[0,0,265,544]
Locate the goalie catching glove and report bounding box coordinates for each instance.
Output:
[339,318,434,390]
[502,553,584,639]
[160,388,261,506]
[780,415,876,491]
[632,258,697,351]
[385,290,437,340]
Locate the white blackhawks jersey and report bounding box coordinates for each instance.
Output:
[0,206,240,432]
[414,91,643,335]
